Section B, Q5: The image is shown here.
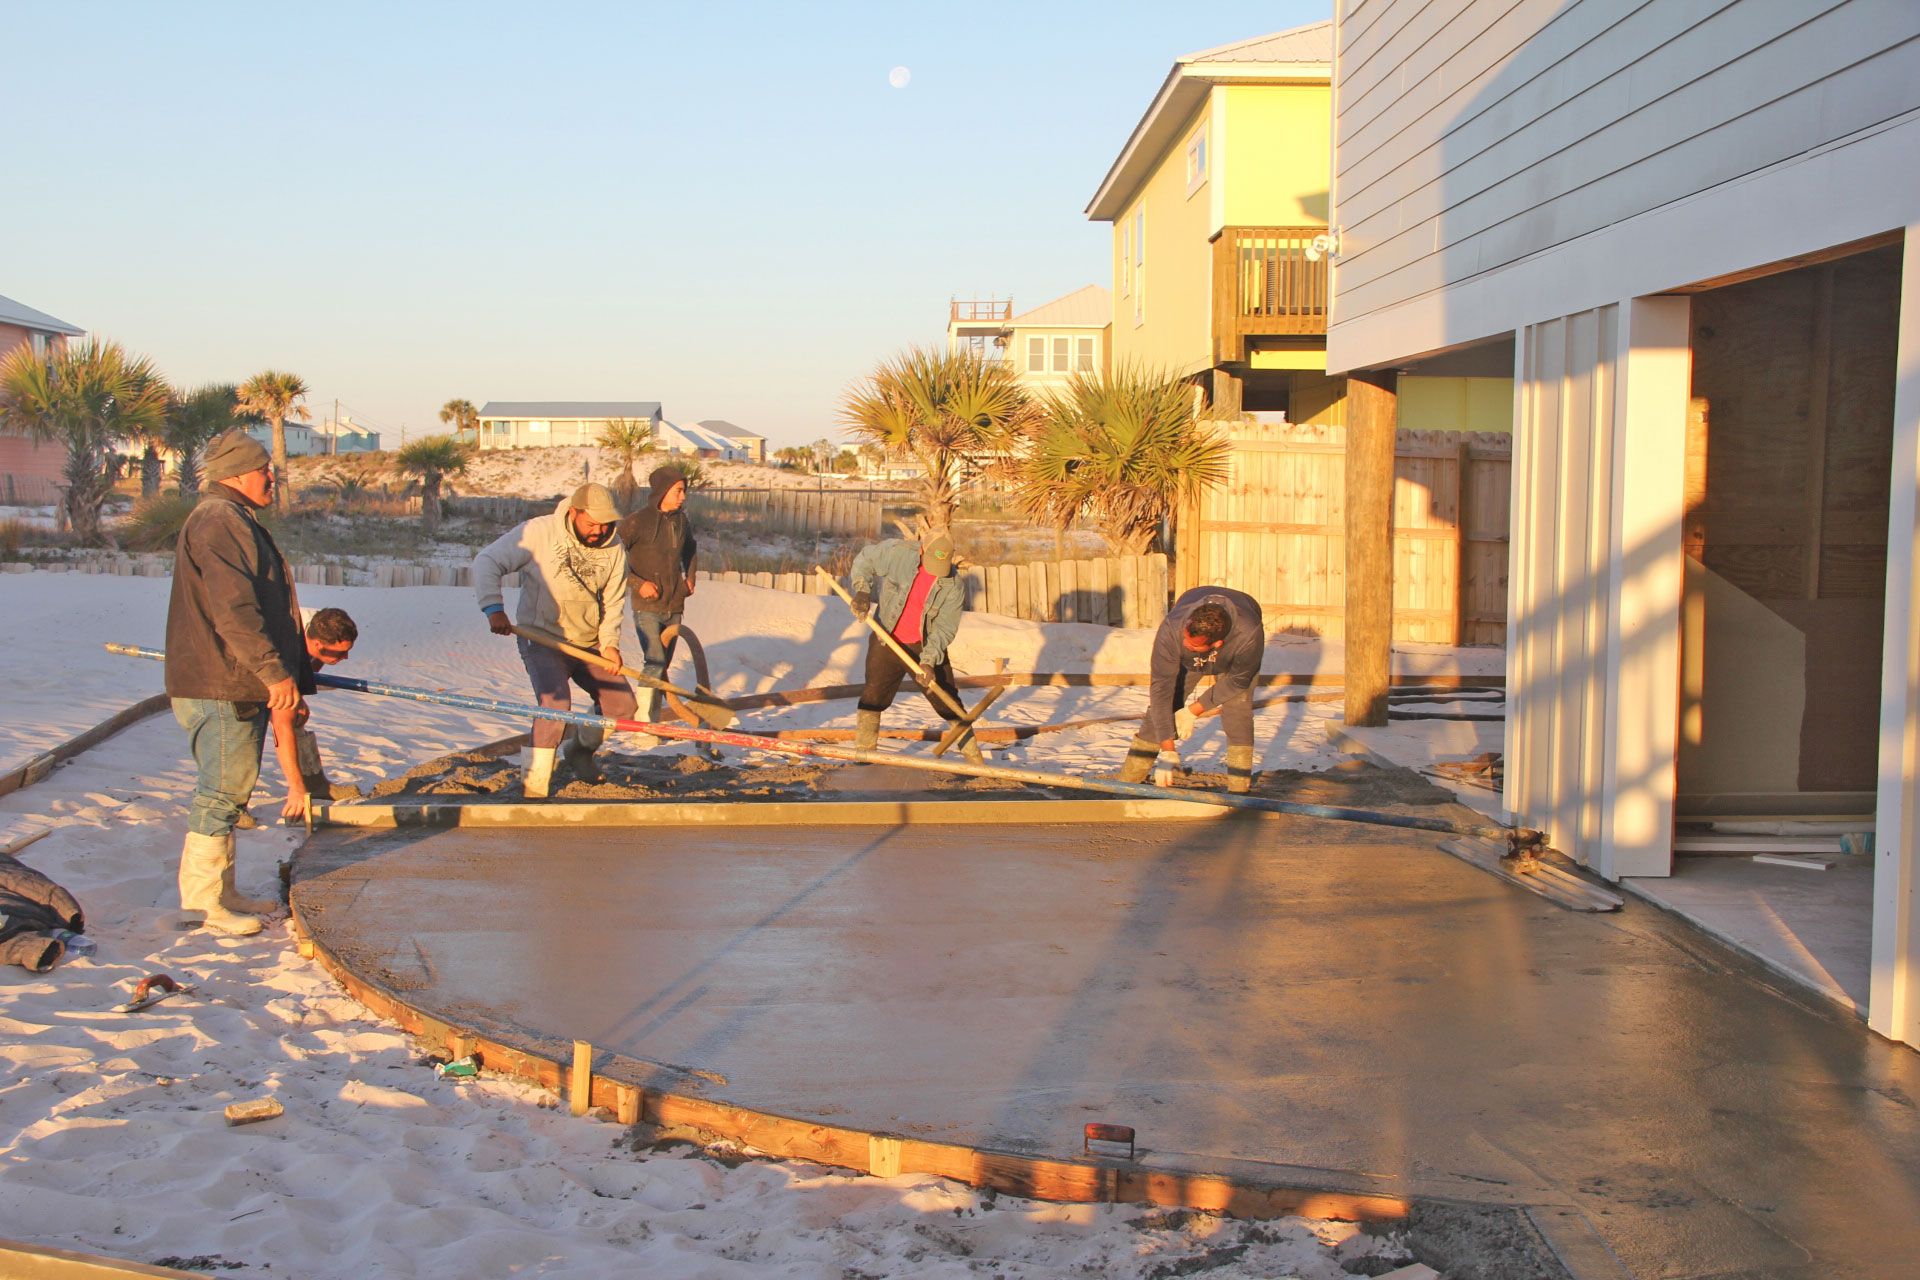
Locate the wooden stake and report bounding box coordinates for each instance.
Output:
[1344,371,1397,727]
[570,1040,593,1116]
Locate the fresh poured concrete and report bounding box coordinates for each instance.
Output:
[293,812,1920,1279]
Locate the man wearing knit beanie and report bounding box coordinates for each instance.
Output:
[162,428,313,935]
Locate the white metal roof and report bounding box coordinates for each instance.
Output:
[478,401,662,419]
[1008,284,1111,329]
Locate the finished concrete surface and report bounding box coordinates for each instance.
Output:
[1626,854,1873,1014]
[293,812,1920,1279]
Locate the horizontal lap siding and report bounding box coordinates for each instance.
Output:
[1333,0,1920,326]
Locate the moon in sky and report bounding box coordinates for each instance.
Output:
[888,66,911,89]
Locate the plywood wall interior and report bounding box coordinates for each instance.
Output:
[1683,243,1900,796]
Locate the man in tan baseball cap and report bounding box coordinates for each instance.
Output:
[472,481,635,795]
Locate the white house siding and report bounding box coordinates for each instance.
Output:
[1329,0,1920,1046]
[1328,0,1920,368]
[1507,300,1689,881]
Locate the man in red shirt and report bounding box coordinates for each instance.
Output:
[847,533,982,764]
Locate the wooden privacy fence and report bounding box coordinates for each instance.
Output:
[691,488,887,539]
[699,553,1170,629]
[1175,421,1511,644]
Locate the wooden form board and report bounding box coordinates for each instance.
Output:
[287,912,1413,1224]
[1175,419,1511,644]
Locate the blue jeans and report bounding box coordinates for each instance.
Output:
[632,610,683,680]
[172,698,267,837]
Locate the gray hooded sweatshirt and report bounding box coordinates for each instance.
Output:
[472,497,628,652]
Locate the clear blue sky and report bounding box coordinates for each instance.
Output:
[3,1,1329,449]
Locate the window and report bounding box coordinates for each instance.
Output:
[1120,223,1131,297]
[1052,336,1071,372]
[1185,124,1208,195]
[1027,336,1045,373]
[1077,337,1095,372]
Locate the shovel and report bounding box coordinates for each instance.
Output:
[510,625,737,729]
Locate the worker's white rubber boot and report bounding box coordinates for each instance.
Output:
[961,734,985,767]
[855,709,881,751]
[178,832,263,936]
[219,834,279,915]
[524,747,557,798]
[630,690,661,749]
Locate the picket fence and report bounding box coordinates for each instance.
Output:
[691,487,890,538]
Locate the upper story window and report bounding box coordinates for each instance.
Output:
[1076,337,1096,372]
[1027,336,1046,374]
[1185,124,1208,196]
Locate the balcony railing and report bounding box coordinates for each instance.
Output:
[950,297,1013,324]
[1211,226,1328,363]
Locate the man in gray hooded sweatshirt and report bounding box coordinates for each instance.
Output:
[474,483,635,796]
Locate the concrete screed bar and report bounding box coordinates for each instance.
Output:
[104,643,1541,849]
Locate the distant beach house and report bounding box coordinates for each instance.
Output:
[244,416,381,457]
[655,419,754,462]
[946,287,1111,393]
[469,401,664,451]
[0,292,86,502]
[1006,286,1110,390]
[697,420,766,464]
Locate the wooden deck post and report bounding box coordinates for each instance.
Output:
[1344,371,1397,726]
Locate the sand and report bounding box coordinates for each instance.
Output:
[0,569,1495,1276]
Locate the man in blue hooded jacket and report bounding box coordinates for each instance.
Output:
[847,532,983,765]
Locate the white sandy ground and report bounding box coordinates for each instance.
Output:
[0,572,1492,1277]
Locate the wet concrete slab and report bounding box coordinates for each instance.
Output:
[293,812,1920,1279]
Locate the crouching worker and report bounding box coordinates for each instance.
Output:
[164,428,313,935]
[473,484,635,796]
[1122,586,1265,793]
[289,606,361,800]
[847,532,983,765]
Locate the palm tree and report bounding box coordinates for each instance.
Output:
[438,398,479,445]
[1013,366,1232,556]
[164,383,247,496]
[598,417,655,511]
[236,370,308,509]
[839,346,1032,534]
[395,436,471,534]
[0,338,169,543]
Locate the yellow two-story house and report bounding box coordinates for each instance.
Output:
[1086,23,1337,418]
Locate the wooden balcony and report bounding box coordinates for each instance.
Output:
[1211,226,1328,364]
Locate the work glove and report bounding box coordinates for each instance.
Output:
[851,590,872,619]
[1174,707,1197,741]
